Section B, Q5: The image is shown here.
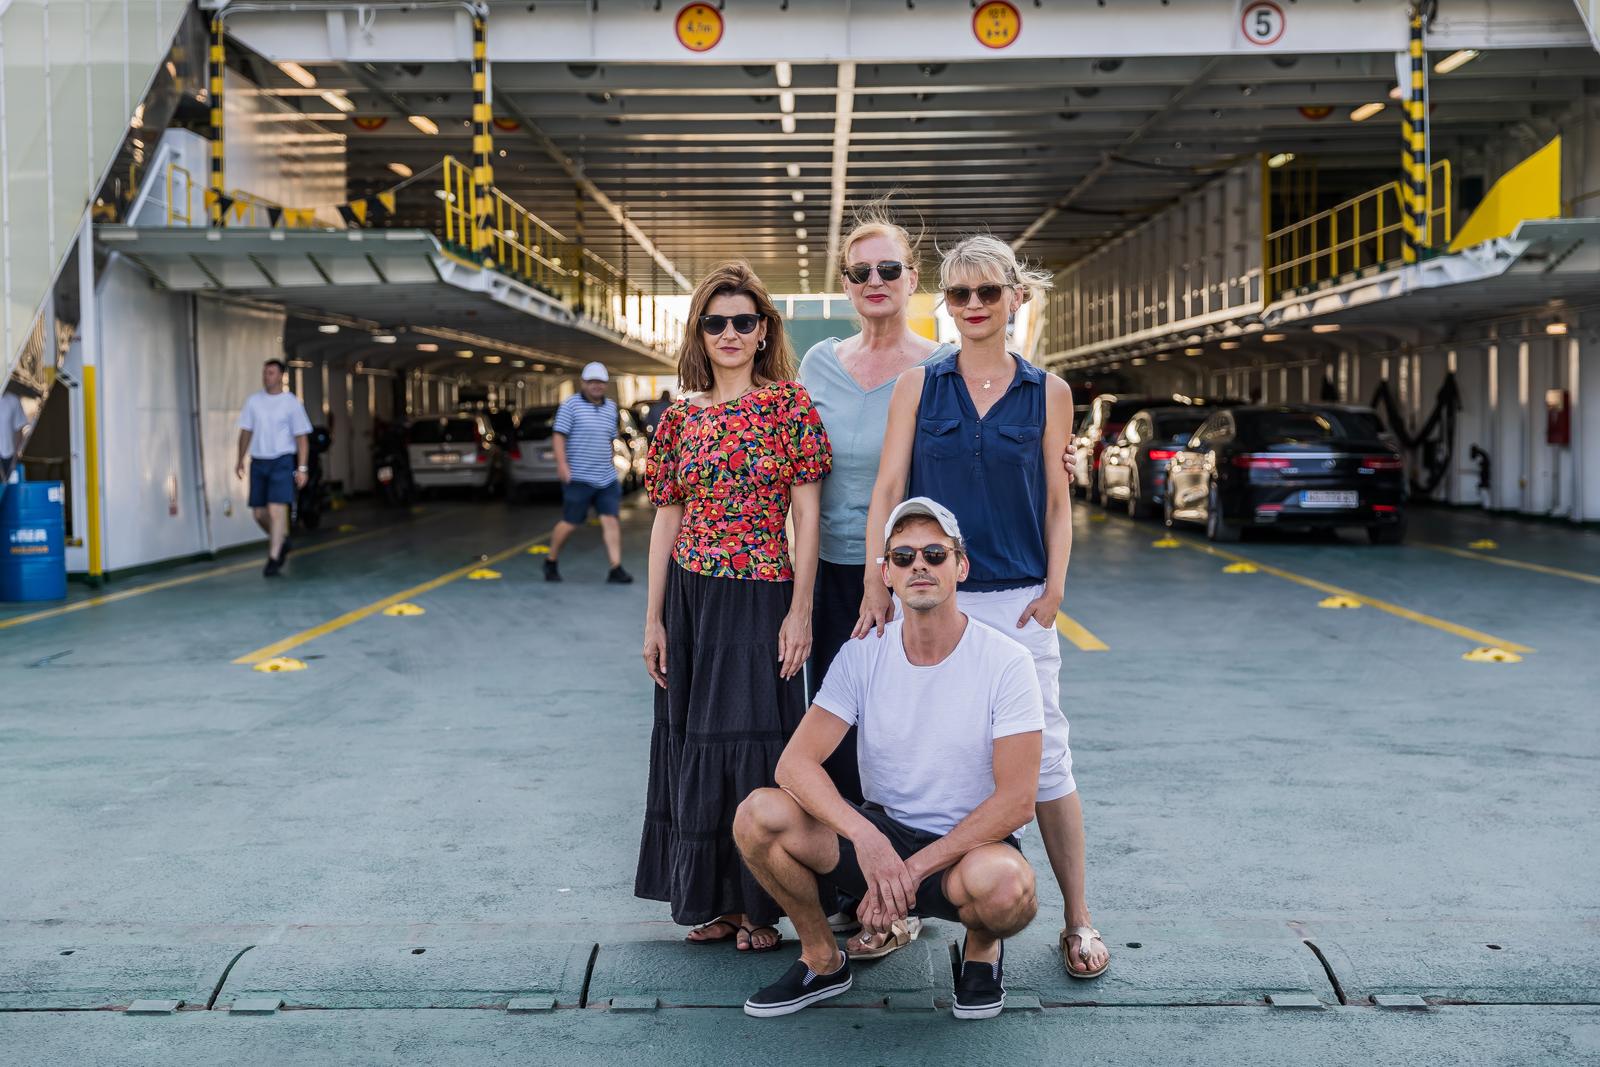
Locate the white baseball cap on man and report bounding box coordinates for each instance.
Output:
[581,361,609,382]
[883,496,964,551]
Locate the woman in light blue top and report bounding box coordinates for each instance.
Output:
[798,213,950,805]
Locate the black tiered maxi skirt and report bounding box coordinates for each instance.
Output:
[635,563,807,927]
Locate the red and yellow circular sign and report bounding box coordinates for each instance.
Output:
[1298,105,1333,121]
[675,4,724,53]
[973,1,1021,50]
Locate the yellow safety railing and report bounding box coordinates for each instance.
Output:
[1265,160,1452,301]
[166,161,194,225]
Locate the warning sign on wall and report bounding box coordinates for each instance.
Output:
[972,1,1021,50]
[1238,1,1286,47]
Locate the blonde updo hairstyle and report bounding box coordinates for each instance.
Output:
[937,234,1055,305]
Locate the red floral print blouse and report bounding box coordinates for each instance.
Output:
[646,381,833,581]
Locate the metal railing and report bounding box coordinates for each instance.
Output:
[166,162,194,225]
[1265,160,1453,301]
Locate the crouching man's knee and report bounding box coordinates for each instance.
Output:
[733,787,798,855]
[955,847,1038,939]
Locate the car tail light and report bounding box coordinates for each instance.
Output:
[1362,455,1403,470]
[508,446,522,461]
[1147,449,1176,461]
[475,452,487,464]
[1232,454,1292,469]
[1372,504,1398,513]
[1256,503,1284,513]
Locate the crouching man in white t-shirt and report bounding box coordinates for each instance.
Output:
[734,496,1042,1020]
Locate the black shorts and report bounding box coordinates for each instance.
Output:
[820,803,1022,923]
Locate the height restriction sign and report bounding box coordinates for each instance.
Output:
[1239,1,1286,47]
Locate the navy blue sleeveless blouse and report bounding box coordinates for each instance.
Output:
[907,353,1048,592]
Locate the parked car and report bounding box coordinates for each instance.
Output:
[1164,405,1405,543]
[510,404,647,500]
[1070,394,1166,500]
[406,412,511,497]
[1099,406,1213,518]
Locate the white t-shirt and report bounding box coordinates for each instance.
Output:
[814,617,1044,836]
[239,390,313,459]
[0,393,27,460]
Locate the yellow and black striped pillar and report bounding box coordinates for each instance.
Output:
[470,13,495,262]
[208,16,226,227]
[1400,6,1429,263]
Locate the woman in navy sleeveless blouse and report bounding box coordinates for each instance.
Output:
[861,235,1111,981]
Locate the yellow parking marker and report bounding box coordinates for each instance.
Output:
[1318,595,1363,609]
[382,602,426,617]
[338,523,359,533]
[467,568,502,580]
[1088,513,1107,523]
[1420,542,1600,587]
[0,515,447,632]
[527,545,551,555]
[1176,540,1533,654]
[232,532,550,666]
[1463,646,1522,664]
[1468,539,1498,550]
[1055,611,1108,652]
[1222,561,1259,574]
[1152,537,1180,549]
[253,656,307,673]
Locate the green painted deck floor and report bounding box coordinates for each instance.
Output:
[2,497,1597,1064]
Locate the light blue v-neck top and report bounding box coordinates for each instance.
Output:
[798,337,956,565]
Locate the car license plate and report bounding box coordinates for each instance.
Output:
[1301,490,1357,508]
[429,452,460,465]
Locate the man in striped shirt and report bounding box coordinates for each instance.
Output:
[545,362,633,584]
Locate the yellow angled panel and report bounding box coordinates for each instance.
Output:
[1449,137,1561,252]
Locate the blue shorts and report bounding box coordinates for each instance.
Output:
[562,478,621,524]
[249,454,297,507]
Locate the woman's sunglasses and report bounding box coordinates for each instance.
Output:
[887,544,953,568]
[943,284,1009,307]
[842,261,905,285]
[699,314,762,335]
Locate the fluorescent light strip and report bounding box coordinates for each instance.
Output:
[277,61,317,89]
[1434,49,1480,75]
[1350,101,1386,122]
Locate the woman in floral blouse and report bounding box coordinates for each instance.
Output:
[636,262,832,953]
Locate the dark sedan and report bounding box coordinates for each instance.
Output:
[1069,393,1166,500]
[1099,406,1214,518]
[1164,405,1406,543]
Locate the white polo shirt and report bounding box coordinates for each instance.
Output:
[239,390,313,460]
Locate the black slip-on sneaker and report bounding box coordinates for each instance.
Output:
[953,940,1005,1020]
[607,565,634,584]
[743,952,852,1018]
[543,559,562,582]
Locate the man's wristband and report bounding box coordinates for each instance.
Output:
[296,465,309,473]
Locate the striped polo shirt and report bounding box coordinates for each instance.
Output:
[553,394,619,487]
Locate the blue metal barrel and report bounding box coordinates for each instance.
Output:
[0,479,67,602]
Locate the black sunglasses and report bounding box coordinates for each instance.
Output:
[842,260,905,285]
[699,314,762,335]
[887,544,953,568]
[943,284,1009,307]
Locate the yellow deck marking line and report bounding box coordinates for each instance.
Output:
[1055,611,1109,652]
[0,514,447,632]
[1176,540,1534,654]
[1418,542,1600,587]
[232,533,550,665]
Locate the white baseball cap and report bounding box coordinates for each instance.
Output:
[581,361,609,382]
[883,496,964,549]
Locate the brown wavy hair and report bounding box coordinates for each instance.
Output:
[675,262,795,393]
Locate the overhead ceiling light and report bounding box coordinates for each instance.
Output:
[1434,49,1480,75]
[786,162,801,178]
[796,257,809,267]
[779,91,795,114]
[277,61,317,89]
[791,190,804,203]
[511,360,527,368]
[317,324,340,334]
[796,244,809,255]
[1220,340,1241,350]
[1546,322,1569,335]
[781,114,796,134]
[776,61,793,88]
[408,114,439,135]
[434,189,453,202]
[1267,152,1295,169]
[1262,333,1286,342]
[457,349,473,358]
[792,211,805,222]
[1184,347,1203,356]
[1349,101,1386,122]
[388,162,414,178]
[795,228,808,239]
[1311,323,1341,334]
[483,355,502,364]
[416,342,439,352]
[321,90,355,113]
[799,269,810,278]
[373,334,397,344]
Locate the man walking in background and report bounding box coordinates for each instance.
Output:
[0,381,29,482]
[545,361,633,584]
[236,358,312,577]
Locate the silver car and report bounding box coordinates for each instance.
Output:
[407,413,509,496]
[511,404,647,499]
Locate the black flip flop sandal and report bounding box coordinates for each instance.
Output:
[685,918,741,945]
[738,923,784,953]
